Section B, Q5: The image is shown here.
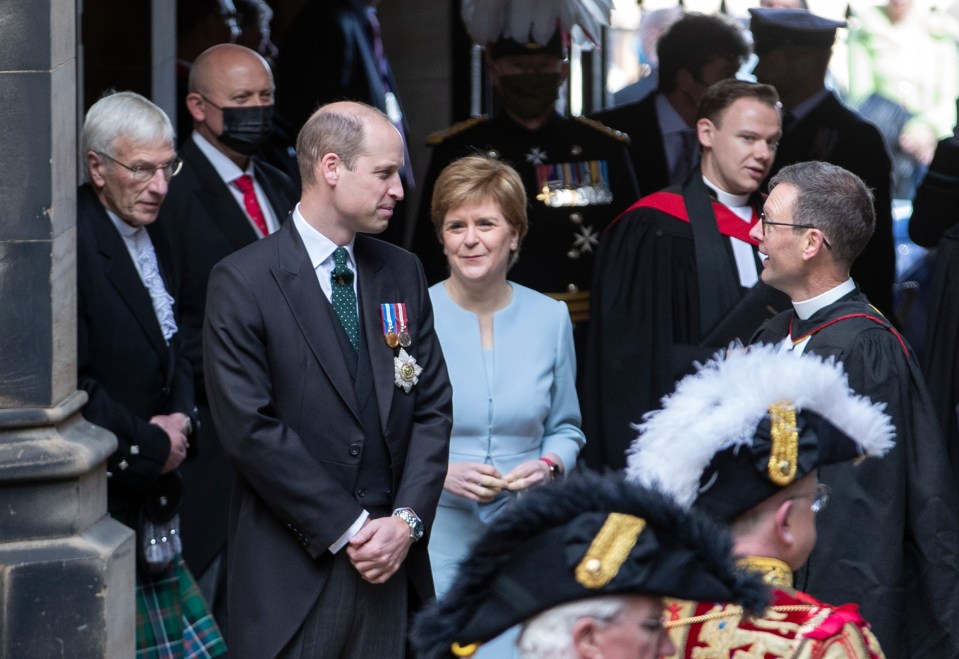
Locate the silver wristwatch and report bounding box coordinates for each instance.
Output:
[392,507,424,542]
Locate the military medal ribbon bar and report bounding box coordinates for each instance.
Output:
[380,303,400,348]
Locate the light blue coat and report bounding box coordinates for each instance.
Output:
[427,281,586,600]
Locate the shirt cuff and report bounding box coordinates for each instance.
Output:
[328,510,369,554]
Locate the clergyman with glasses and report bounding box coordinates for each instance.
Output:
[77,90,225,657]
[584,79,790,473]
[628,343,893,658]
[749,161,959,656]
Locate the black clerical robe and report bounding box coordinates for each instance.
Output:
[752,290,959,658]
[583,173,787,471]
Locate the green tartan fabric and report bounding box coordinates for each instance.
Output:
[135,557,227,658]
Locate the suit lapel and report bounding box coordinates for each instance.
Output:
[272,222,361,422]
[182,140,261,250]
[355,236,396,431]
[81,187,170,361]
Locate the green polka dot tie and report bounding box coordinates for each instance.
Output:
[331,247,359,351]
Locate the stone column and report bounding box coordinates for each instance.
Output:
[0,1,135,656]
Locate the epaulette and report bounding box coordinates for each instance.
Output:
[425,115,489,146]
[575,115,631,145]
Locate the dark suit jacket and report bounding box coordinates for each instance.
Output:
[76,184,194,526]
[203,220,453,658]
[589,93,670,197]
[770,91,897,317]
[160,137,297,576]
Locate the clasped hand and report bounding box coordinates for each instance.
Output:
[445,459,552,502]
[347,516,411,584]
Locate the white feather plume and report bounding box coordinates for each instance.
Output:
[461,0,612,48]
[625,343,896,509]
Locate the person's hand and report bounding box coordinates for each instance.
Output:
[900,123,937,165]
[503,458,553,492]
[444,462,508,502]
[346,516,412,583]
[150,413,189,473]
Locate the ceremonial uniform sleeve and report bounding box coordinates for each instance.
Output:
[807,624,886,659]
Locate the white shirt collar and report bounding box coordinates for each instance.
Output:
[106,209,142,240]
[191,131,254,183]
[702,176,751,209]
[292,204,355,269]
[793,278,856,320]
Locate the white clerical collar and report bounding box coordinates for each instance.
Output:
[792,278,856,320]
[192,130,255,184]
[292,204,355,269]
[702,176,750,209]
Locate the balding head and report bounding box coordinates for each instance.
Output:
[296,101,396,188]
[189,43,272,96]
[185,43,275,164]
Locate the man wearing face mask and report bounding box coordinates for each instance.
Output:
[411,13,639,369]
[160,42,298,635]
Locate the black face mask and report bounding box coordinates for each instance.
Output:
[206,100,275,155]
[496,72,561,120]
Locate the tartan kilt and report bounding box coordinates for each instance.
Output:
[136,557,227,658]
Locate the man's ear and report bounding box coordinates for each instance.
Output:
[185,92,206,124]
[320,153,341,186]
[571,617,602,659]
[697,117,715,149]
[773,498,796,547]
[801,229,829,261]
[558,59,570,86]
[86,151,107,189]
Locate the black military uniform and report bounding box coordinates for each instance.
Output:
[412,111,639,329]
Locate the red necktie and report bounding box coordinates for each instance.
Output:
[233,174,269,237]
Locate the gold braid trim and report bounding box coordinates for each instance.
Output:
[425,116,488,146]
[768,401,799,486]
[450,642,480,657]
[575,513,646,589]
[737,555,794,588]
[663,605,819,630]
[574,116,632,144]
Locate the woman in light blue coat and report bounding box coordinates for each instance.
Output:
[426,155,586,602]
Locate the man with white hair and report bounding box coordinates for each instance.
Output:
[77,91,224,657]
[411,470,769,659]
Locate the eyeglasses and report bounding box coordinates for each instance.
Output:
[790,482,831,513]
[759,212,832,250]
[601,614,667,637]
[97,152,183,182]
